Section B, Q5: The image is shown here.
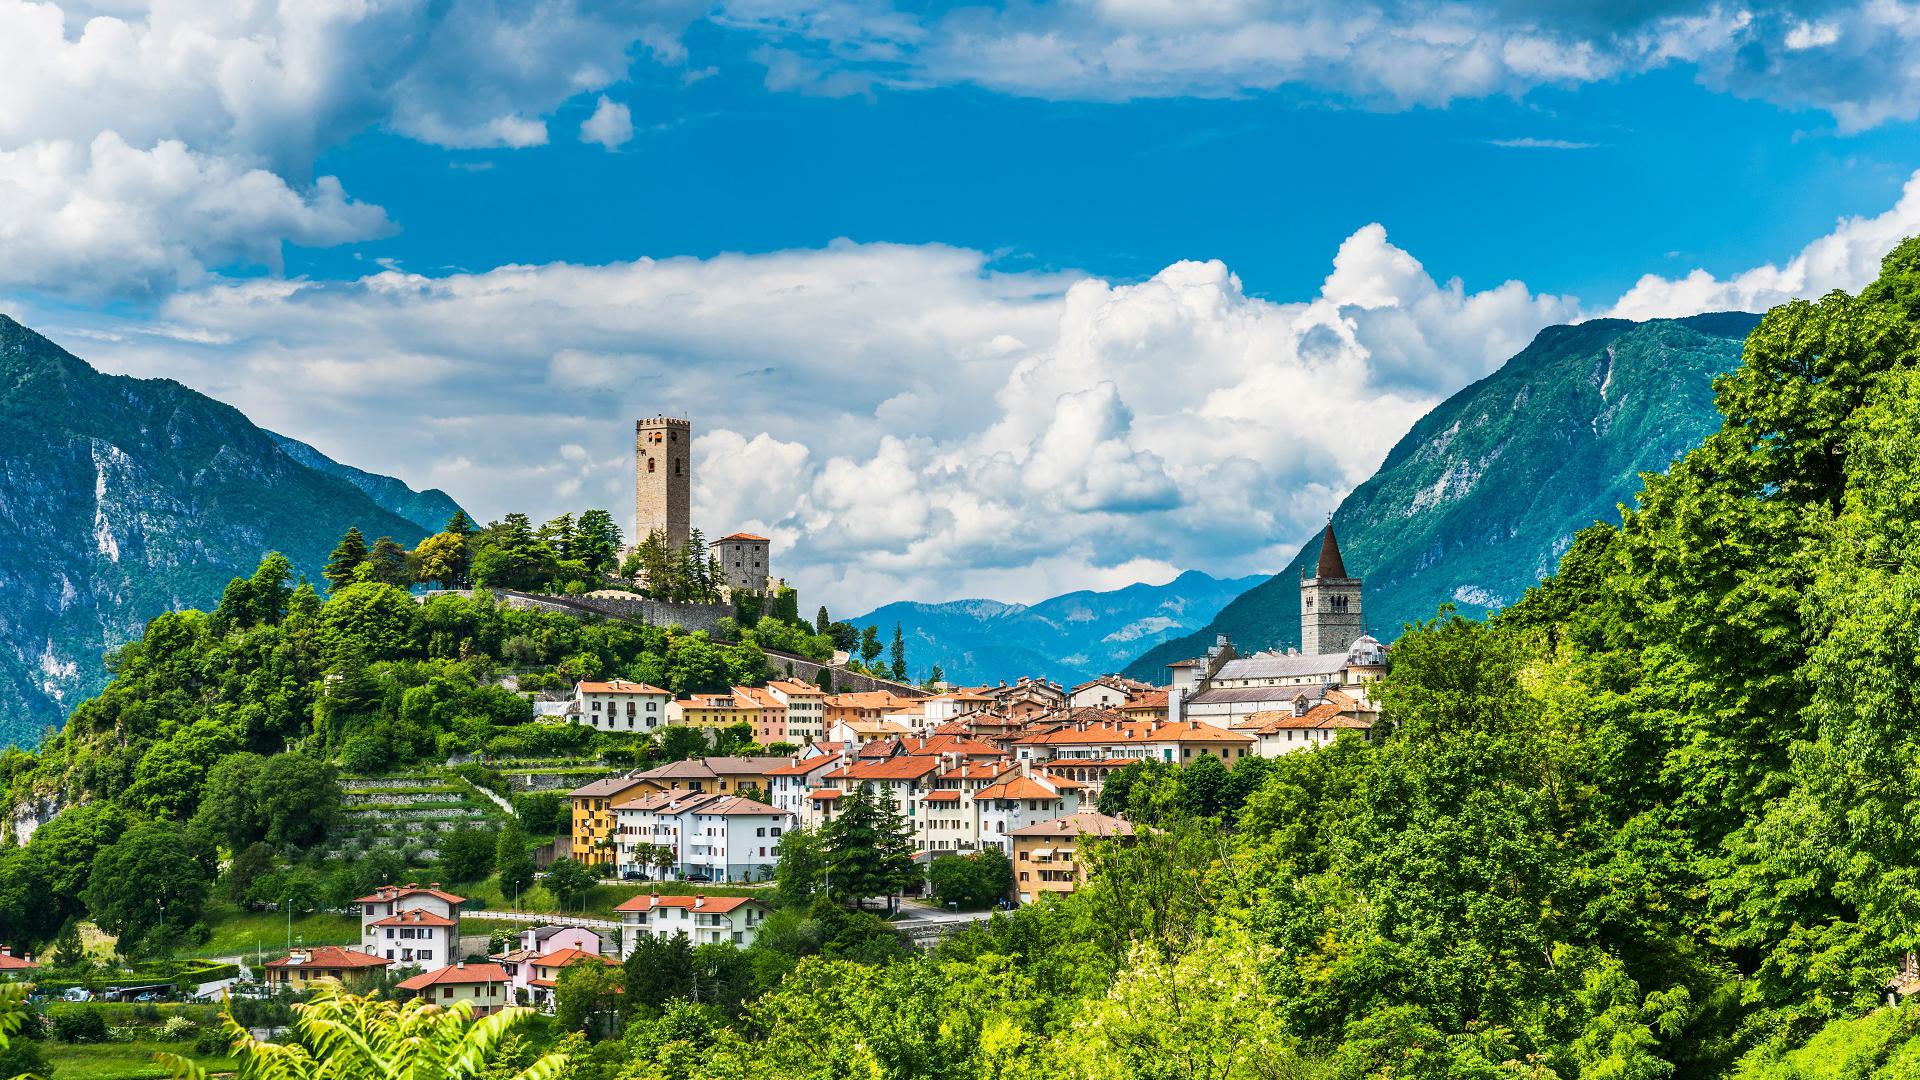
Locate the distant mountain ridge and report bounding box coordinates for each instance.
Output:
[1124,311,1761,679]
[0,314,461,748]
[854,569,1265,687]
[271,433,462,534]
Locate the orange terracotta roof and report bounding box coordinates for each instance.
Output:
[825,756,943,781]
[369,909,458,928]
[577,679,669,695]
[533,947,619,969]
[808,788,843,800]
[766,755,844,776]
[719,532,770,542]
[265,946,390,970]
[614,894,764,914]
[1148,721,1256,743]
[354,885,467,905]
[976,774,1079,801]
[0,951,33,970]
[396,962,509,990]
[920,790,963,802]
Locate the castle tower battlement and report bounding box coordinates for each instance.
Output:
[636,416,691,553]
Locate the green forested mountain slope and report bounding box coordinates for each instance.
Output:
[269,432,462,534]
[0,315,439,747]
[1125,311,1759,679]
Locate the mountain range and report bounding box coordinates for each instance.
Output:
[1122,311,1761,679]
[851,570,1265,688]
[0,315,461,748]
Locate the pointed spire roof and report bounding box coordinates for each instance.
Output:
[1315,525,1348,579]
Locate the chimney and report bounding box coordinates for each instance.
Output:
[456,961,465,970]
[406,881,419,889]
[429,881,441,890]
[695,894,706,908]
[1,947,9,957]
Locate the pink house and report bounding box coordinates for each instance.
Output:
[491,925,609,1005]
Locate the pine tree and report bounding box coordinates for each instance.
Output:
[323,527,368,592]
[574,509,623,572]
[816,606,831,634]
[822,783,919,908]
[367,536,413,588]
[445,509,476,538]
[890,623,907,680]
[539,513,576,560]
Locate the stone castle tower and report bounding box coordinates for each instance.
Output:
[635,416,691,553]
[1300,524,1365,655]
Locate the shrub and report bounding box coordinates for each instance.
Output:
[49,1003,110,1043]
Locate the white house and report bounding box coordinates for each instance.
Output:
[1068,677,1146,710]
[574,680,673,733]
[916,758,1017,855]
[355,884,465,970]
[765,680,828,744]
[681,796,793,882]
[615,894,773,951]
[765,752,845,820]
[971,768,1085,855]
[613,790,721,879]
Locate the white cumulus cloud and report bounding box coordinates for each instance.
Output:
[580,96,636,150]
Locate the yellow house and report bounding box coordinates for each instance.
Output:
[569,776,656,867]
[670,692,767,731]
[1008,811,1135,905]
[396,961,512,1015]
[262,946,391,991]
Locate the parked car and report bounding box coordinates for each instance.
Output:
[60,988,92,1002]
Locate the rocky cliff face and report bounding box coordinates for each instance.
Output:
[1124,312,1761,680]
[0,315,449,747]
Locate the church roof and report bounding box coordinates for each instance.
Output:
[1315,525,1348,578]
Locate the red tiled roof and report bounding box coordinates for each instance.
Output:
[719,533,770,542]
[396,963,510,990]
[824,756,943,781]
[809,788,843,800]
[265,946,390,970]
[614,894,765,914]
[920,790,963,802]
[353,885,467,905]
[578,680,669,695]
[0,952,36,970]
[369,909,458,928]
[532,947,619,969]
[766,755,843,777]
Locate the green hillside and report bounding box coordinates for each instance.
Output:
[0,315,446,747]
[1125,311,1759,678]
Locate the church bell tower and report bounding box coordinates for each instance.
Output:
[1300,524,1365,655]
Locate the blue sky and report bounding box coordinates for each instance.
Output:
[6,0,1920,612]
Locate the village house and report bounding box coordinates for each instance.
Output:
[973,766,1085,854]
[1120,690,1170,723]
[765,679,828,744]
[492,926,609,1003]
[396,962,512,1015]
[825,717,914,745]
[765,751,845,819]
[678,795,793,882]
[1009,811,1135,904]
[0,948,34,980]
[823,690,909,726]
[669,692,767,732]
[264,946,391,991]
[1234,697,1375,756]
[526,948,621,1006]
[569,776,655,866]
[616,894,773,951]
[819,755,944,834]
[918,758,1018,853]
[572,679,672,733]
[1068,676,1152,710]
[355,884,464,969]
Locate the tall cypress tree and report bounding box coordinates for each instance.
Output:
[890,623,907,680]
[822,783,918,908]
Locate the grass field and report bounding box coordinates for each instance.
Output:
[188,902,361,960]
[39,1039,237,1079]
